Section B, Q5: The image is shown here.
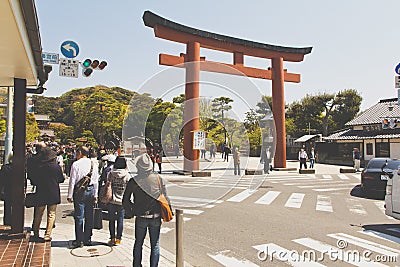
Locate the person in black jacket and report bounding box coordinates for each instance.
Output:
[0,153,14,226]
[123,153,172,267]
[30,147,64,241]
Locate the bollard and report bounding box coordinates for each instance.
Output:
[176,209,183,267]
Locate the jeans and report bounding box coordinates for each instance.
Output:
[73,186,94,243]
[263,160,271,174]
[133,216,161,267]
[32,204,57,238]
[108,203,125,239]
[234,163,240,175]
[309,158,315,169]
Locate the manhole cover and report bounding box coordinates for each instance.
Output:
[70,244,113,257]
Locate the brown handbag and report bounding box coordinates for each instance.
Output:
[99,180,112,204]
[157,177,173,222]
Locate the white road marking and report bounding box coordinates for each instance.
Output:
[255,191,280,205]
[328,233,399,256]
[322,175,332,179]
[252,243,326,267]
[293,238,388,266]
[346,198,367,215]
[183,209,204,215]
[169,196,223,204]
[316,195,333,212]
[313,187,353,192]
[285,193,305,208]
[299,183,357,189]
[338,174,350,180]
[208,250,259,267]
[227,189,256,202]
[359,230,400,245]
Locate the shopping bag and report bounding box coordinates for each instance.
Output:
[93,204,103,230]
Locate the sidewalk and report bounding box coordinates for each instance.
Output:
[50,222,192,267]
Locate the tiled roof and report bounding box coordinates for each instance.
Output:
[325,128,400,140]
[346,98,400,126]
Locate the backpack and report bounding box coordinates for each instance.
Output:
[74,161,94,195]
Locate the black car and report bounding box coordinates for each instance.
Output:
[361,158,400,198]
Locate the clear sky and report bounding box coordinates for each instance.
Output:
[35,0,399,112]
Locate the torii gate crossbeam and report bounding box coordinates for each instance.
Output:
[143,11,312,171]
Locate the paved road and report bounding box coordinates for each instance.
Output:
[12,156,400,266]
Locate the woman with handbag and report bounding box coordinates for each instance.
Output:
[122,153,172,267]
[107,156,130,245]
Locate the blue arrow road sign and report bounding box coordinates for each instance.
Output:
[395,63,400,75]
[60,40,79,58]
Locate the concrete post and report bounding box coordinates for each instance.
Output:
[176,209,184,267]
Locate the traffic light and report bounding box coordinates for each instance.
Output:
[81,59,107,77]
[83,67,93,77]
[98,61,107,70]
[91,60,99,69]
[82,59,91,68]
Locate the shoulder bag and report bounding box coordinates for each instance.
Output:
[74,161,94,196]
[157,176,173,222]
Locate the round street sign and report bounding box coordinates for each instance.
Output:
[395,63,400,75]
[60,40,79,58]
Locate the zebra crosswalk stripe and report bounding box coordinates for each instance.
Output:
[285,193,305,208]
[327,233,400,257]
[254,191,280,205]
[338,174,350,180]
[316,195,333,212]
[359,230,400,245]
[227,189,256,202]
[346,198,367,216]
[208,250,259,267]
[322,175,332,179]
[293,237,388,266]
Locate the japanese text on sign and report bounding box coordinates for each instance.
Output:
[193,131,206,150]
[59,58,79,78]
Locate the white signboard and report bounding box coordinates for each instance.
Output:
[59,58,79,78]
[42,52,59,64]
[396,76,400,88]
[193,130,206,150]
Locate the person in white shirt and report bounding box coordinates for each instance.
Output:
[298,148,308,169]
[67,146,99,248]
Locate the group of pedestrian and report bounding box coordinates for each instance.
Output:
[298,147,317,169]
[147,148,163,174]
[0,142,171,267]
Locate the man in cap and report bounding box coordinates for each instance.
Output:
[123,153,172,267]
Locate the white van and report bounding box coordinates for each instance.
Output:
[385,166,400,220]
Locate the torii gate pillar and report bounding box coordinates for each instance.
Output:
[272,57,286,168]
[184,42,200,172]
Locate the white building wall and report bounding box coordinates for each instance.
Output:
[364,140,375,160]
[390,143,400,159]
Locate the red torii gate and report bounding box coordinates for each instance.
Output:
[143,11,312,172]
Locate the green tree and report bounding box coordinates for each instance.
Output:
[26,113,40,142]
[212,97,233,143]
[255,95,273,117]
